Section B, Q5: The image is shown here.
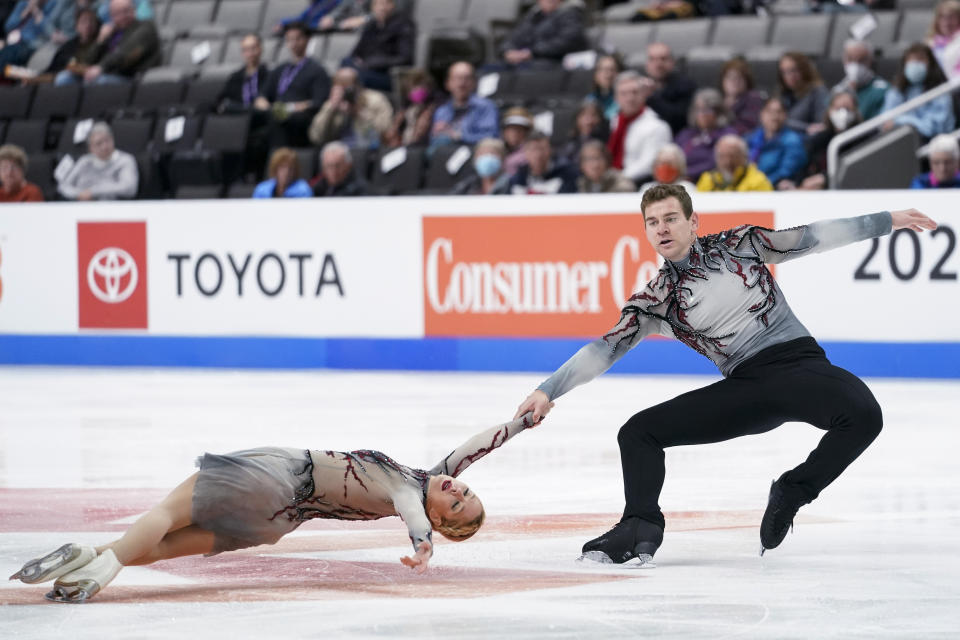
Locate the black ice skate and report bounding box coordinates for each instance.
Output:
[760,479,809,555]
[578,516,663,566]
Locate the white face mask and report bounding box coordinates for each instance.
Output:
[829,107,853,131]
[844,62,870,86]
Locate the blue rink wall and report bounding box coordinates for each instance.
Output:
[1,335,958,379]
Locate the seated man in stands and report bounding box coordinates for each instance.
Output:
[643,42,696,135]
[0,144,44,203]
[254,21,331,149]
[508,131,578,195]
[608,70,672,184]
[57,122,139,200]
[500,0,587,68]
[911,134,960,189]
[318,0,410,32]
[343,0,413,91]
[219,33,269,113]
[431,61,499,149]
[76,0,159,85]
[832,40,889,122]
[310,140,369,196]
[697,133,773,192]
[308,66,393,149]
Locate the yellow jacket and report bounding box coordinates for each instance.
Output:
[696,164,773,192]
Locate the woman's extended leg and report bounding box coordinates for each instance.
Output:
[122,525,216,566]
[96,473,199,565]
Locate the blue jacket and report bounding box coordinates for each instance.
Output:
[883,85,956,140]
[253,179,313,198]
[431,95,499,145]
[747,127,807,185]
[910,171,960,189]
[5,0,61,50]
[279,0,343,29]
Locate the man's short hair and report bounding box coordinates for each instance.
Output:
[929,134,960,159]
[641,183,693,219]
[615,69,643,90]
[716,133,748,159]
[89,121,114,142]
[321,140,352,164]
[284,21,310,36]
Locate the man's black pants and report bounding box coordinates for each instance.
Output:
[618,337,883,529]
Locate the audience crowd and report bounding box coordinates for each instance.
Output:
[1,0,959,202]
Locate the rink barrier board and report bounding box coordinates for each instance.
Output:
[0,335,957,379]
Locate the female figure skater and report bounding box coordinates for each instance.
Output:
[10,413,540,602]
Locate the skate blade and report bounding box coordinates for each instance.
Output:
[45,579,99,604]
[634,553,656,568]
[577,550,615,564]
[10,544,83,584]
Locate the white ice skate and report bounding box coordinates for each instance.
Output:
[45,549,122,603]
[8,543,97,584]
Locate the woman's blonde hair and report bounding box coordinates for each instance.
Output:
[267,147,300,180]
[929,0,960,40]
[434,504,486,542]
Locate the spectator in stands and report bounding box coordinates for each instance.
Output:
[76,0,159,84]
[218,33,269,113]
[721,57,765,136]
[881,43,955,141]
[57,122,138,200]
[607,70,672,183]
[928,0,960,79]
[638,143,696,194]
[501,106,535,176]
[578,140,635,193]
[697,134,773,192]
[794,90,866,191]
[93,0,150,26]
[911,134,960,188]
[777,52,829,135]
[451,138,511,195]
[319,0,412,32]
[385,68,438,148]
[253,147,313,198]
[271,0,344,35]
[747,97,807,189]
[255,22,331,148]
[643,42,696,135]
[49,7,102,85]
[508,131,578,195]
[310,141,369,196]
[343,0,414,92]
[308,67,393,149]
[558,102,609,165]
[0,144,44,202]
[832,40,890,121]
[431,62,500,148]
[0,0,70,69]
[500,0,588,68]
[674,88,737,183]
[587,54,621,121]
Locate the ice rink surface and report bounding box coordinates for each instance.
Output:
[1,367,958,639]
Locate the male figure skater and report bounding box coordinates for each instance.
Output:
[514,184,937,564]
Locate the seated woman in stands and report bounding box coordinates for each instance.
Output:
[776,52,829,136]
[881,43,955,142]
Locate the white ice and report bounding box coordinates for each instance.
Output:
[1,367,958,639]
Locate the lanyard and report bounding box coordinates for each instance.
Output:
[278,59,307,97]
[242,71,259,106]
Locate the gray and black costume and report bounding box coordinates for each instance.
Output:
[537,213,892,529]
[191,416,535,555]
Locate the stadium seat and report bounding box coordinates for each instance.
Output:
[323,33,361,67]
[214,0,265,34]
[709,15,771,51]
[5,120,47,153]
[168,113,250,187]
[827,11,899,59]
[897,10,933,45]
[225,181,256,198]
[163,0,217,36]
[153,113,203,153]
[131,79,187,112]
[77,84,133,119]
[0,120,6,144]
[110,117,155,154]
[183,75,228,112]
[766,14,832,58]
[463,0,522,34]
[602,24,655,61]
[415,0,466,28]
[29,84,81,120]
[135,151,165,199]
[424,144,475,191]
[0,85,35,120]
[57,118,94,157]
[168,37,227,70]
[260,0,306,35]
[652,19,713,59]
[222,35,279,66]
[371,146,424,195]
[175,184,223,199]
[604,1,644,22]
[25,152,56,200]
[25,41,58,73]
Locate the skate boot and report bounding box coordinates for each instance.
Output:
[578,516,663,566]
[9,543,97,584]
[760,479,809,555]
[45,549,122,603]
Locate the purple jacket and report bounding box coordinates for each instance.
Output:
[674,126,737,182]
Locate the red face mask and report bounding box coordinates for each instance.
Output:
[653,164,680,184]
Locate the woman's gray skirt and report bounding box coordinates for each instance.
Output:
[191,447,314,555]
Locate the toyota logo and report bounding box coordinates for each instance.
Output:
[87,247,138,303]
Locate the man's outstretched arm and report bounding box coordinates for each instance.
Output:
[744,209,936,265]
